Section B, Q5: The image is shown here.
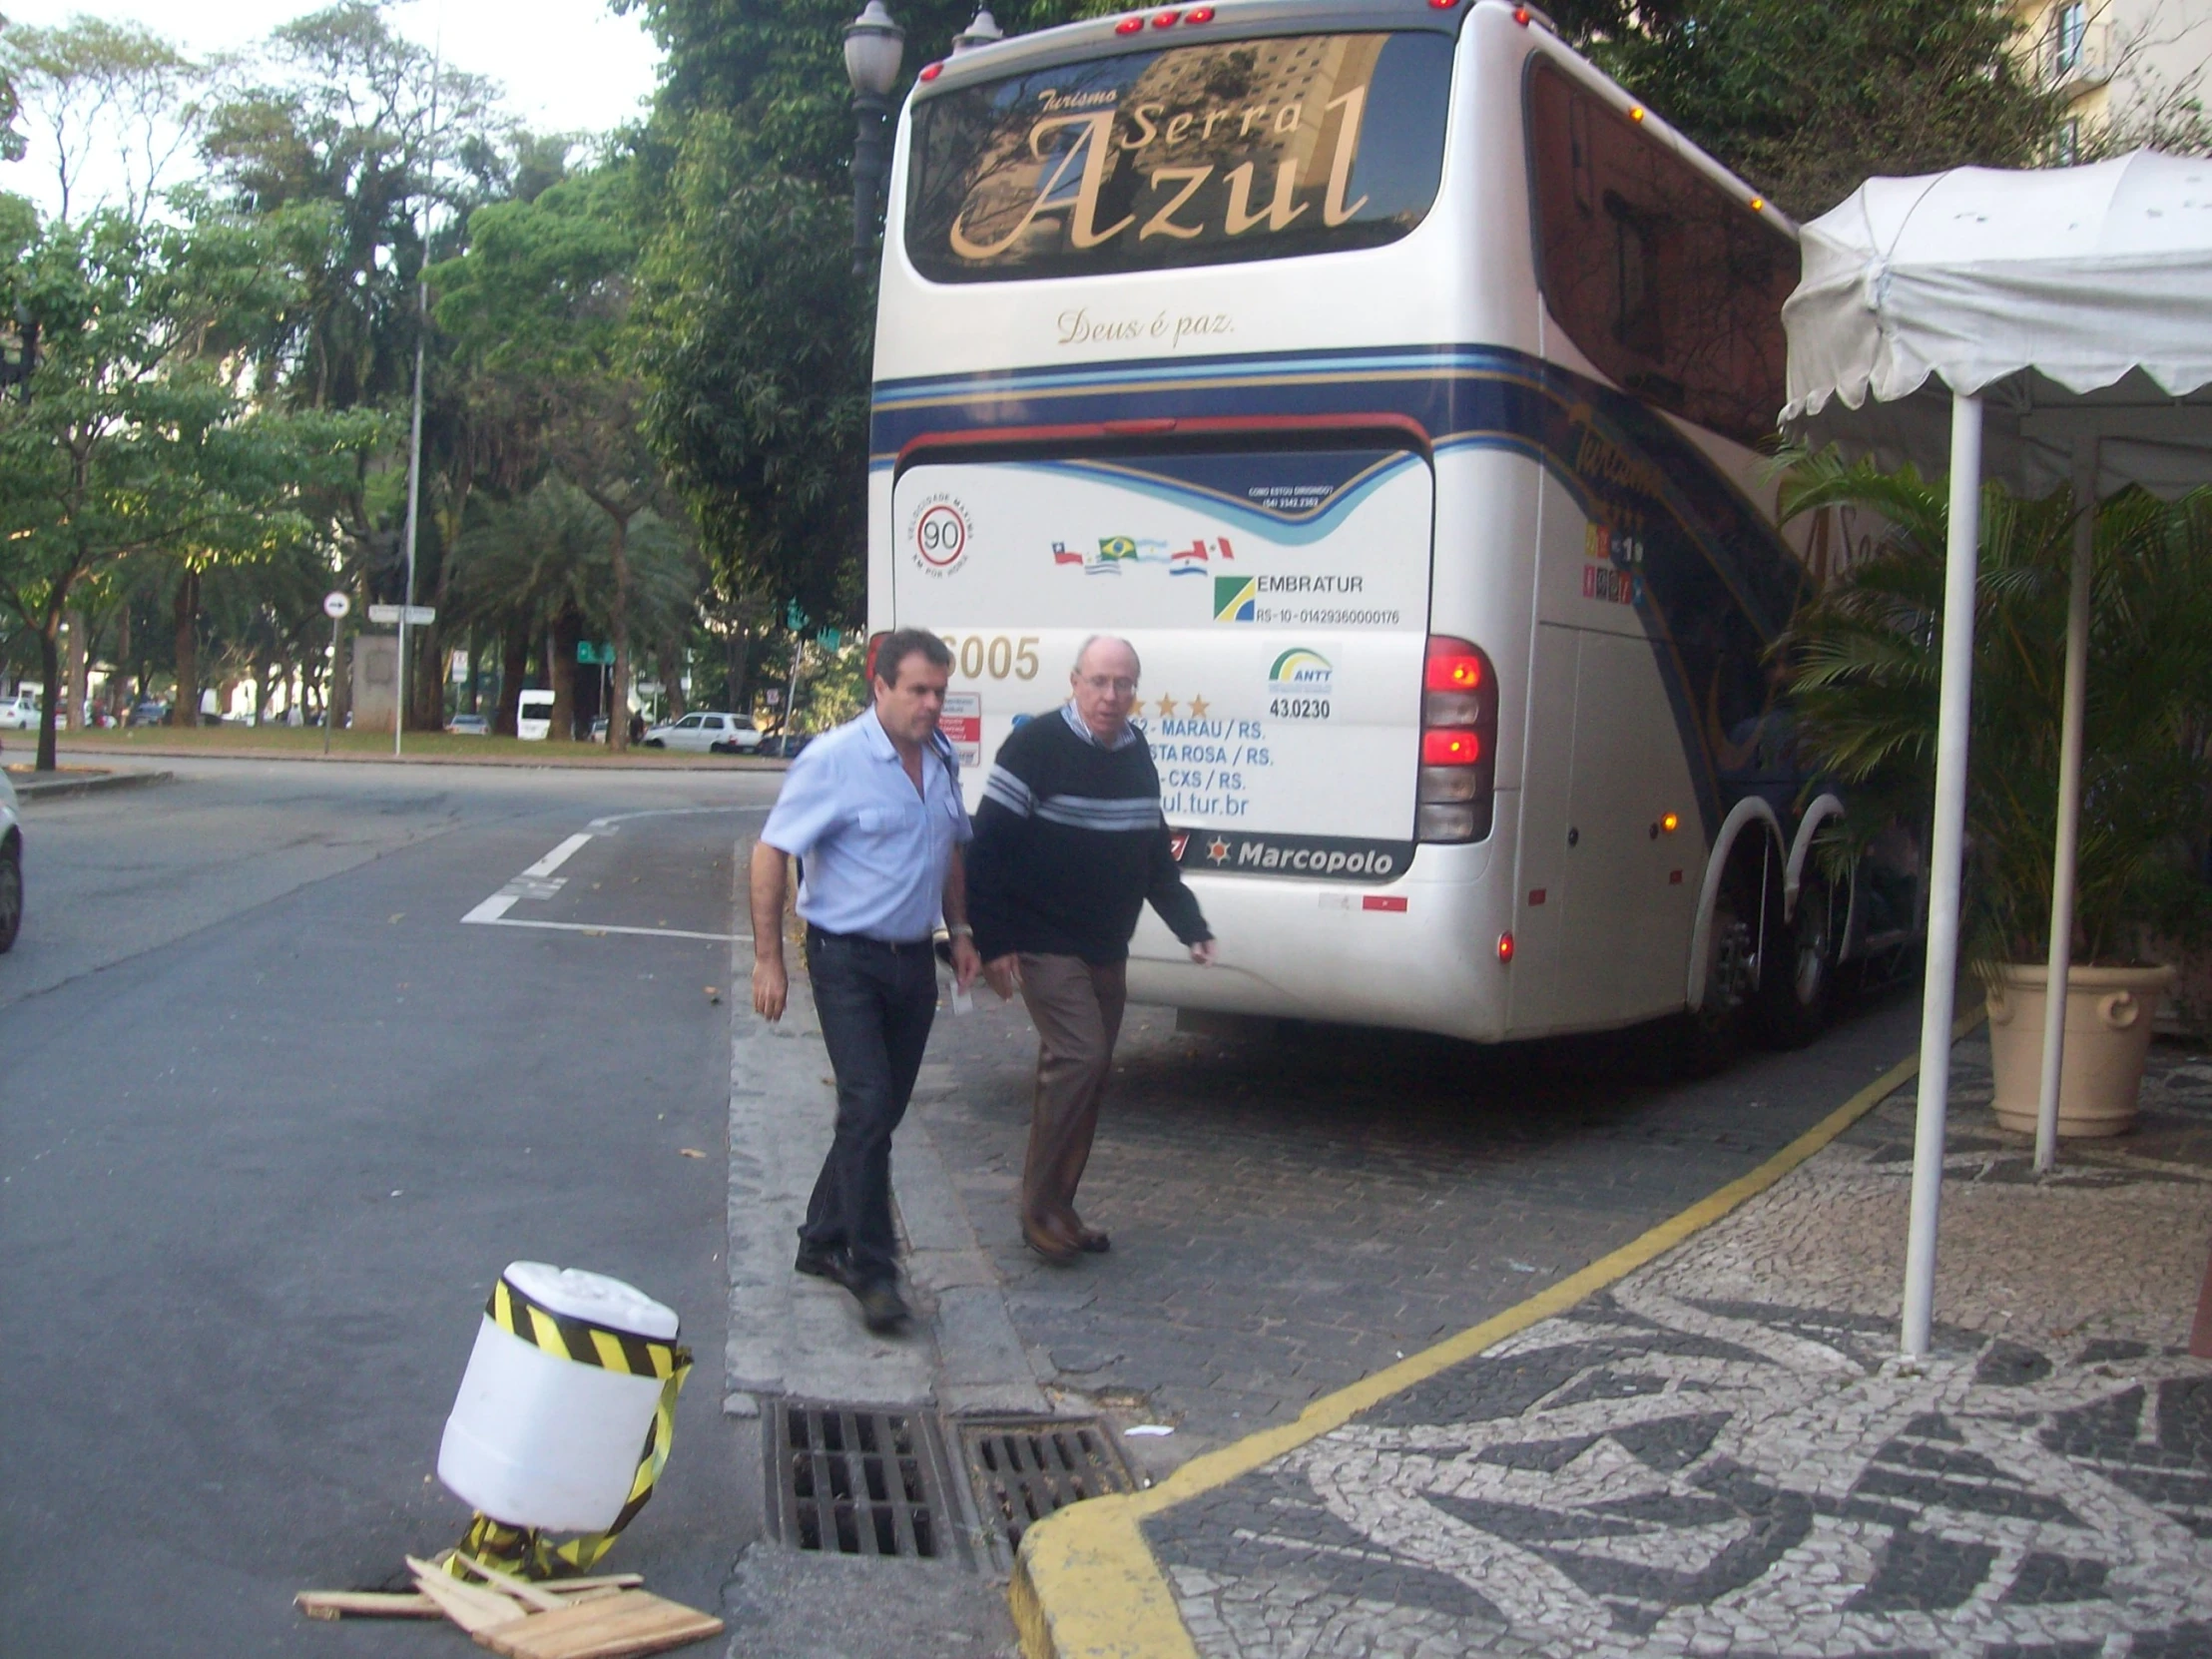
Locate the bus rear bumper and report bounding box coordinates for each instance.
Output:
[1124,833,1513,1043]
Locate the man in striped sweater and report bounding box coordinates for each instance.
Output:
[967,636,1216,1264]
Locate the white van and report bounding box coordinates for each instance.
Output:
[516,690,556,741]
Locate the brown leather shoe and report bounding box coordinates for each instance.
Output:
[1021,1217,1081,1265]
[1064,1214,1111,1254]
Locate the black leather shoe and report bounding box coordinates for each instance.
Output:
[795,1244,849,1284]
[853,1281,912,1335]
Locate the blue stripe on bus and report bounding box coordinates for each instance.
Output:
[872,343,1814,839]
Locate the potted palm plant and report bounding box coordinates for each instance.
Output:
[1780,455,2212,1136]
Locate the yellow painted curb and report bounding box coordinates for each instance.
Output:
[1012,1012,1980,1659]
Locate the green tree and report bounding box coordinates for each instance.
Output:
[1595,0,2063,218]
[0,203,374,768]
[0,15,204,224]
[0,13,26,165]
[433,161,661,747]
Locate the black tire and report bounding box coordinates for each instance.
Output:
[645,738,665,749]
[1753,873,1836,1049]
[1674,855,1761,1077]
[0,838,20,954]
[709,741,735,755]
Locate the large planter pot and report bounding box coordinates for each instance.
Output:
[1985,962,2178,1138]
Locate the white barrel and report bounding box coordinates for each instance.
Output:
[436,1262,680,1532]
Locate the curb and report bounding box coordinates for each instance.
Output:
[9,768,174,802]
[55,744,788,773]
[1009,1009,1983,1659]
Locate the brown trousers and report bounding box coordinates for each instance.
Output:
[1016,954,1127,1230]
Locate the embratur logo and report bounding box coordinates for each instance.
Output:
[1214,577,1257,622]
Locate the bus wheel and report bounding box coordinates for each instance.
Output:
[1675,862,1758,1076]
[1754,874,1835,1050]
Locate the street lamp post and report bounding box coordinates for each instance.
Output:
[842,0,905,277]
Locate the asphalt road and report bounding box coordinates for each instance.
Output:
[0,756,1932,1659]
[0,758,779,1657]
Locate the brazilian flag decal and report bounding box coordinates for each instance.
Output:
[1214,577,1257,623]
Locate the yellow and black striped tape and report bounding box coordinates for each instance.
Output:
[486,1276,687,1382]
[452,1275,694,1580]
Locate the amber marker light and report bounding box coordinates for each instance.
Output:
[1513,5,1531,19]
[1749,196,1765,212]
[1496,930,1516,964]
[1661,812,1679,833]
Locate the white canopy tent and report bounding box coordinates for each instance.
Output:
[1779,150,2212,1358]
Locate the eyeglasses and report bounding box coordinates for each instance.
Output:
[1079,676,1138,695]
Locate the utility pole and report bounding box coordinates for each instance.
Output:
[396,29,443,759]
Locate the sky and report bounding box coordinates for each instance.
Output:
[3,0,666,216]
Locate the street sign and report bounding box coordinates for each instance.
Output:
[764,688,783,707]
[785,601,808,632]
[322,592,351,620]
[816,628,843,650]
[575,641,614,666]
[366,604,436,626]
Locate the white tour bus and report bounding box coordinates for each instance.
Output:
[866,0,1919,1053]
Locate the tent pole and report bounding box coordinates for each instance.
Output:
[1902,390,1983,1360]
[2034,438,2098,1171]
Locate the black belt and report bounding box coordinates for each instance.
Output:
[807,924,935,952]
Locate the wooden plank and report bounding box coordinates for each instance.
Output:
[406,1559,530,1634]
[543,1573,645,1593]
[294,1590,441,1620]
[450,1553,570,1612]
[471,1590,725,1659]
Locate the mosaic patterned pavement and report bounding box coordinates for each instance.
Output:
[1148,1042,2212,1658]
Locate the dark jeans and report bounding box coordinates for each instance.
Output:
[799,927,937,1289]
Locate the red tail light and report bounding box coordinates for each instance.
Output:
[1151,9,1181,24]
[1424,646,1483,694]
[1422,728,1481,767]
[864,631,887,684]
[1114,15,1144,32]
[1417,636,1497,844]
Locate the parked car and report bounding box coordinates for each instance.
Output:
[758,730,813,760]
[639,712,762,755]
[0,764,21,953]
[446,713,491,736]
[129,700,170,727]
[0,692,39,731]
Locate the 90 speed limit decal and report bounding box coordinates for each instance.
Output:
[904,492,973,577]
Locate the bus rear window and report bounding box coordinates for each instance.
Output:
[904,31,1453,283]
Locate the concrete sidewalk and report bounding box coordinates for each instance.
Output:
[1014,1029,2212,1658]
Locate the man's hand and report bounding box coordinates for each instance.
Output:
[753,953,789,1022]
[950,934,982,991]
[983,953,1021,1000]
[1190,939,1217,966]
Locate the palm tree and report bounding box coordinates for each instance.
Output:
[1780,453,2212,970]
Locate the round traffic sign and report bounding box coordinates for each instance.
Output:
[323,591,351,620]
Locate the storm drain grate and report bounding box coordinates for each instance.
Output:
[772,1402,951,1559]
[958,1416,1138,1563]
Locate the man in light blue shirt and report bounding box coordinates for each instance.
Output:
[751,630,981,1334]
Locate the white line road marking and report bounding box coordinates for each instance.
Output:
[463,825,748,943]
[524,831,595,877]
[471,917,748,943]
[461,891,518,923]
